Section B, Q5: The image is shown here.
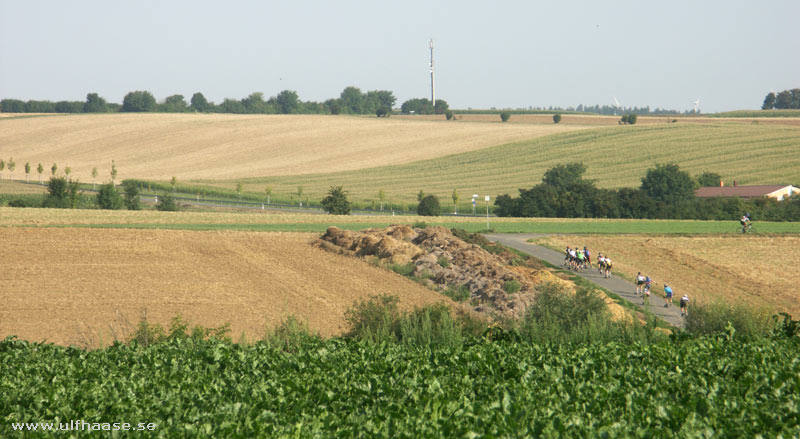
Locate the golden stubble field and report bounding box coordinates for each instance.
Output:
[0,113,588,182]
[538,235,800,316]
[0,227,453,346]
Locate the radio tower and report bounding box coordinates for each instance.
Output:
[429,39,435,107]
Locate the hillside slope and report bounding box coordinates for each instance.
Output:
[0,228,453,346]
[238,122,800,204]
[0,113,584,181]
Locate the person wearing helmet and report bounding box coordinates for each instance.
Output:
[663,284,673,307]
[583,246,591,269]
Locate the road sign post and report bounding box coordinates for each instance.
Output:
[485,195,490,230]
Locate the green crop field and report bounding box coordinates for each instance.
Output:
[29,219,800,234]
[203,122,800,206]
[713,109,800,118]
[2,335,799,437]
[4,208,800,234]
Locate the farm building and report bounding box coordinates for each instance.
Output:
[695,184,798,201]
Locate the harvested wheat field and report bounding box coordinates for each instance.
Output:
[0,113,588,182]
[538,235,800,316]
[0,227,453,346]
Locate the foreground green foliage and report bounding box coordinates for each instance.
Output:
[2,334,798,437]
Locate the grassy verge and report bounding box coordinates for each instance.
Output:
[12,218,800,234]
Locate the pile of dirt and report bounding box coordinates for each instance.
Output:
[318,225,636,323]
[319,226,550,319]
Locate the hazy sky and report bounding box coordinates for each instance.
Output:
[1,0,798,113]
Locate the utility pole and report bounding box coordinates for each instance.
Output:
[429,39,435,107]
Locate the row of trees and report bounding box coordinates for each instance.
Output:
[320,186,445,216]
[0,93,116,114]
[494,163,800,221]
[498,104,684,116]
[29,176,176,212]
[761,89,800,110]
[399,98,449,115]
[1,88,449,117]
[0,159,115,187]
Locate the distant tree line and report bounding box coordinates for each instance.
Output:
[400,98,449,115]
[761,89,800,110]
[494,163,800,221]
[0,88,451,117]
[483,104,685,116]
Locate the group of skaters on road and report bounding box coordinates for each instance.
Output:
[564,245,613,279]
[565,245,689,317]
[636,272,689,317]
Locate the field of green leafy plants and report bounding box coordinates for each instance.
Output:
[2,334,798,438]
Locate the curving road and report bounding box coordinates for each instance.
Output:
[484,233,685,328]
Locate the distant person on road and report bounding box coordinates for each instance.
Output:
[597,253,605,273]
[583,247,591,269]
[568,247,578,270]
[740,213,752,233]
[564,246,571,266]
[635,272,646,296]
[680,294,690,317]
[602,256,612,279]
[664,284,674,307]
[576,248,585,271]
[643,275,652,305]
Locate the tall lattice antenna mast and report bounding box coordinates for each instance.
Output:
[429,39,435,106]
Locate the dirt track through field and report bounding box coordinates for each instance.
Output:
[0,228,449,346]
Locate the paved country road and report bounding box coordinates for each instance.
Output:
[484,233,686,328]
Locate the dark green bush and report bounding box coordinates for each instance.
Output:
[417,194,441,216]
[344,294,485,345]
[321,186,351,215]
[516,282,661,344]
[97,183,123,210]
[263,316,321,351]
[123,181,141,210]
[7,198,34,207]
[553,113,562,123]
[42,177,80,208]
[684,302,770,340]
[156,193,179,211]
[500,111,511,122]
